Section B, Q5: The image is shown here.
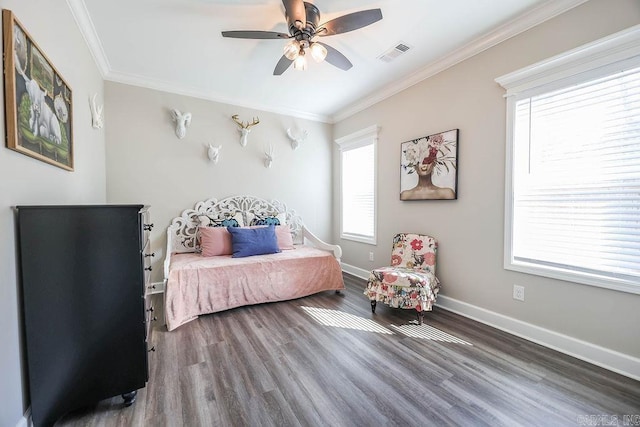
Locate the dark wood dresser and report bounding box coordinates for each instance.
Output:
[15,205,153,427]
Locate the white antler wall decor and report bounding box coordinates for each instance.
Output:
[286,127,308,150]
[89,94,104,129]
[232,114,259,147]
[207,144,222,164]
[264,144,275,169]
[170,109,192,139]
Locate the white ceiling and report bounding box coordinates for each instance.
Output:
[69,0,586,122]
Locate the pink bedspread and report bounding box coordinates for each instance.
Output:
[165,245,345,331]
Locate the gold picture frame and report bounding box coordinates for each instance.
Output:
[2,9,73,171]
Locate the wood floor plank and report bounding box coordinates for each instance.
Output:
[179,361,223,427]
[247,331,331,426]
[142,321,184,424]
[250,389,302,427]
[206,341,251,426]
[57,273,640,426]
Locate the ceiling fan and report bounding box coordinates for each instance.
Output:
[221,0,383,75]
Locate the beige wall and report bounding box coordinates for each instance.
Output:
[334,0,640,358]
[2,2,638,425]
[0,1,106,425]
[104,82,334,282]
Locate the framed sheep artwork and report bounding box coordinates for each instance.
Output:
[2,9,73,171]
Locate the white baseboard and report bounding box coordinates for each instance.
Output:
[15,408,31,427]
[341,262,640,381]
[341,263,370,280]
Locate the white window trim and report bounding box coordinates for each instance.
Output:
[496,24,640,295]
[335,125,379,245]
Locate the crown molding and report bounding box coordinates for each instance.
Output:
[330,0,589,123]
[66,0,329,122]
[66,0,110,77]
[105,70,332,123]
[67,0,587,124]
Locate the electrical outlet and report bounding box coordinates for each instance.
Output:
[513,285,525,301]
[369,251,374,262]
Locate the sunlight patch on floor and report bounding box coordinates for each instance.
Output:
[300,306,471,343]
[301,307,394,334]
[390,324,472,345]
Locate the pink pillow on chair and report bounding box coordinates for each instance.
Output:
[199,227,233,256]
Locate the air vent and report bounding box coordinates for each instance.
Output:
[378,42,412,63]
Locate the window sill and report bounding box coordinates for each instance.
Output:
[505,260,640,295]
[341,233,376,246]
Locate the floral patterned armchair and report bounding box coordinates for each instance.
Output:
[363,233,440,324]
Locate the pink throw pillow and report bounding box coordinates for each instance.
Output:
[200,227,232,256]
[275,225,294,250]
[246,225,294,250]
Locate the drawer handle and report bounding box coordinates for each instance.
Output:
[145,252,155,258]
[148,346,156,352]
[151,316,158,322]
[150,284,156,290]
[143,224,154,231]
[146,307,154,312]
[144,266,152,271]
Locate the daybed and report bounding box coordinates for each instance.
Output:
[163,195,345,331]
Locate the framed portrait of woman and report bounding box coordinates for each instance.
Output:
[400,129,458,200]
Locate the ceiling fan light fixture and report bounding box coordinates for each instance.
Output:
[223,2,383,75]
[283,40,300,60]
[293,54,307,71]
[309,43,327,63]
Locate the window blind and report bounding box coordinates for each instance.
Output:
[342,143,375,239]
[512,66,640,283]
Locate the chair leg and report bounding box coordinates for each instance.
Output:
[370,300,377,313]
[417,311,424,325]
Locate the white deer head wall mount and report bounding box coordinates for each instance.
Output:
[232,114,259,147]
[286,127,308,150]
[264,144,275,169]
[89,94,103,129]
[207,144,222,164]
[170,109,192,139]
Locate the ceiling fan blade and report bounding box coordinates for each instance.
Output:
[318,9,383,36]
[282,0,306,30]
[221,30,290,40]
[273,55,293,75]
[317,42,352,71]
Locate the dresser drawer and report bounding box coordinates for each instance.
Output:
[142,238,153,285]
[141,209,153,249]
[145,297,156,338]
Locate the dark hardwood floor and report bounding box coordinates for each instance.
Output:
[59,273,640,426]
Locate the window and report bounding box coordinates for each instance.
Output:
[335,125,379,244]
[497,26,640,294]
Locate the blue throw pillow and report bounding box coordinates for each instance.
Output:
[227,225,280,258]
